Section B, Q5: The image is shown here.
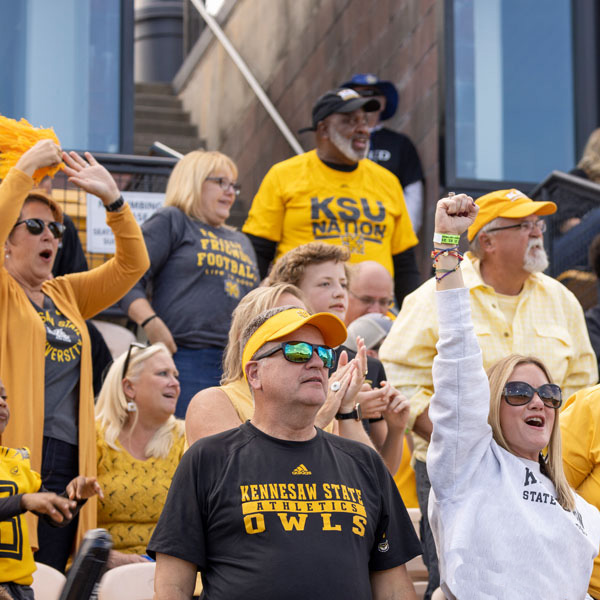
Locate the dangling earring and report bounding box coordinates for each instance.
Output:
[126,400,137,412]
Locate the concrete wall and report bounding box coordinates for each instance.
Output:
[175,0,442,276]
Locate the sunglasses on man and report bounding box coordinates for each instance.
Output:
[253,341,335,369]
[13,218,65,240]
[502,381,562,409]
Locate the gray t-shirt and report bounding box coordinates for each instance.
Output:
[121,207,259,348]
[34,296,81,445]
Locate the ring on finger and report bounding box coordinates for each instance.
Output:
[331,381,341,392]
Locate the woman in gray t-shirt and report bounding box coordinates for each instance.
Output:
[121,151,259,418]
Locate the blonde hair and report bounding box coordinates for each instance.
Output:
[95,343,184,459]
[487,354,575,511]
[577,128,600,183]
[221,283,308,384]
[164,150,238,221]
[268,242,350,287]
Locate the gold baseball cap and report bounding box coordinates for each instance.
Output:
[242,308,347,377]
[467,189,556,241]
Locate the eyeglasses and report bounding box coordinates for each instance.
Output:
[253,341,335,369]
[122,342,148,380]
[206,177,241,196]
[349,290,394,310]
[502,381,562,409]
[13,218,65,239]
[487,219,546,234]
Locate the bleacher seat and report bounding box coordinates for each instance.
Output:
[31,562,66,600]
[98,562,155,600]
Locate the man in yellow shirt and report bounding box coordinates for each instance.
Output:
[242,88,420,307]
[379,188,599,600]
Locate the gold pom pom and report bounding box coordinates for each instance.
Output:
[0,115,64,183]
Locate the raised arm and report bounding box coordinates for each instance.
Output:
[0,140,62,255]
[54,151,150,317]
[427,195,497,499]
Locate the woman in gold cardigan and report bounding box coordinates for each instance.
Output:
[0,140,149,570]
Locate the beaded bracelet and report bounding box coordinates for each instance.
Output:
[435,264,461,282]
[431,246,463,282]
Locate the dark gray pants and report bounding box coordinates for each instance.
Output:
[0,583,34,600]
[415,459,440,600]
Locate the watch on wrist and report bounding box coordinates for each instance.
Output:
[105,196,125,212]
[335,403,362,421]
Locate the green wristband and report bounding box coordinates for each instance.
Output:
[433,232,461,245]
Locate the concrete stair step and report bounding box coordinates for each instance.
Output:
[135,82,174,95]
[135,93,182,109]
[135,106,190,122]
[134,133,205,155]
[135,118,197,136]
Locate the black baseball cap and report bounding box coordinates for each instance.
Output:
[298,88,381,134]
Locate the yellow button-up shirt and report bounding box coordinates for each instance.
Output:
[379,253,598,463]
[561,384,600,600]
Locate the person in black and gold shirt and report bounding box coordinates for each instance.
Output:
[242,88,420,308]
[0,378,101,600]
[149,307,421,600]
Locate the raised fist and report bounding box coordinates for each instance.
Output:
[434,193,479,236]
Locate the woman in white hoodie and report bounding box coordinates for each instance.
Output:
[427,193,600,600]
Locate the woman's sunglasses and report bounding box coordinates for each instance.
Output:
[502,381,562,409]
[122,342,149,379]
[14,218,65,240]
[253,341,334,369]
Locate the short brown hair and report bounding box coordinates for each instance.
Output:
[268,242,350,287]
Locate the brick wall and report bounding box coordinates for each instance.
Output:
[177,0,442,277]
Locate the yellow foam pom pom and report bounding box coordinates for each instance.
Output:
[0,115,64,183]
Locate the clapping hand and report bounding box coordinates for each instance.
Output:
[381,383,410,432]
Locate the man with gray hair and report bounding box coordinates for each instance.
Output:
[379,188,598,600]
[149,306,421,600]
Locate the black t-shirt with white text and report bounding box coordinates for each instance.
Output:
[148,422,421,599]
[368,127,424,189]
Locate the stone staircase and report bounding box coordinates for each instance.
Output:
[134,82,204,156]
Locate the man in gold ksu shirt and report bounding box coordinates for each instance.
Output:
[149,307,421,600]
[242,88,420,307]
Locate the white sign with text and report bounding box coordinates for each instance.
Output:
[86,191,165,253]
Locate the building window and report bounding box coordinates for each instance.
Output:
[0,0,122,153]
[446,0,575,186]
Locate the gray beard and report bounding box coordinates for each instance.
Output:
[523,239,549,273]
[329,127,369,163]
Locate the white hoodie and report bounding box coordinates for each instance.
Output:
[427,287,600,600]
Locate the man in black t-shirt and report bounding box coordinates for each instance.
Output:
[149,307,421,599]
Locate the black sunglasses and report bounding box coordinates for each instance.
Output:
[253,341,334,369]
[122,342,148,379]
[503,381,562,409]
[14,218,65,240]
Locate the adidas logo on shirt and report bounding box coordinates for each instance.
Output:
[292,464,312,475]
